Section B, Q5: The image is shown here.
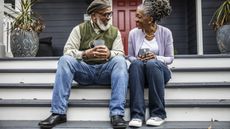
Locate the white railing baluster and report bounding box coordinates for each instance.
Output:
[0,0,5,57]
[3,15,14,53]
[2,2,19,57]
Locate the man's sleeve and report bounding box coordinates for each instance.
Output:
[110,31,125,58]
[63,26,84,59]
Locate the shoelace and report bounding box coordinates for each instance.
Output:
[149,117,162,121]
[132,119,142,122]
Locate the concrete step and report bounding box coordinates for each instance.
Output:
[0,67,230,83]
[0,82,230,100]
[0,55,230,69]
[0,99,229,121]
[0,120,229,129]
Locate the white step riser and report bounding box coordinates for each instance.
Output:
[0,72,229,83]
[0,88,230,100]
[0,107,229,121]
[0,58,230,68]
[0,61,58,69]
[170,72,230,82]
[169,58,230,68]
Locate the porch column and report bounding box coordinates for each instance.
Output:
[0,0,6,57]
[196,0,204,55]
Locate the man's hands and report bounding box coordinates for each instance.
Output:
[83,45,110,60]
[137,52,156,61]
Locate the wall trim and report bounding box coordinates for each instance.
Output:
[196,0,204,55]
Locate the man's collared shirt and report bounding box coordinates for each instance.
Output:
[64,20,124,60]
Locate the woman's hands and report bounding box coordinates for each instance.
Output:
[137,52,156,61]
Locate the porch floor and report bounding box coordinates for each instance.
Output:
[0,120,229,129]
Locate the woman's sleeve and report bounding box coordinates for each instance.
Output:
[156,29,174,65]
[128,30,137,62]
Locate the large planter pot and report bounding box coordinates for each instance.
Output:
[10,29,39,57]
[216,24,230,54]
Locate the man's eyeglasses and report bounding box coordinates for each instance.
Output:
[97,12,113,18]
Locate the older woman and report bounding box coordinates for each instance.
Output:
[128,0,173,127]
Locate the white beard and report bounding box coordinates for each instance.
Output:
[96,18,111,31]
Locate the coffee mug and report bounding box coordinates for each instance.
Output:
[138,48,150,57]
[93,39,105,47]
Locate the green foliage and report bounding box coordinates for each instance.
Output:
[12,0,45,33]
[209,0,230,31]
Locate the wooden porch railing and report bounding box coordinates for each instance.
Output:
[2,4,18,56]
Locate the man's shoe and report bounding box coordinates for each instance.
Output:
[110,115,127,129]
[38,114,67,129]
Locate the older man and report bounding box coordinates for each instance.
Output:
[38,0,128,128]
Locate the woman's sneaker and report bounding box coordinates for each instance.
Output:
[146,117,165,126]
[128,118,142,127]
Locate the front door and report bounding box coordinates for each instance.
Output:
[112,0,142,55]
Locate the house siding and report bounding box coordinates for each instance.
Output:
[187,0,197,54]
[33,0,224,56]
[160,0,190,54]
[33,0,88,56]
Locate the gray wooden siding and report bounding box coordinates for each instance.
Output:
[33,0,224,56]
[160,0,191,54]
[33,0,88,56]
[187,0,197,54]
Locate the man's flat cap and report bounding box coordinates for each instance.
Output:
[87,0,111,14]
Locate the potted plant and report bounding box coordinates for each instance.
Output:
[209,0,230,54]
[10,0,45,57]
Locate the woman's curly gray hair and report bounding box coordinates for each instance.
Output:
[142,0,172,22]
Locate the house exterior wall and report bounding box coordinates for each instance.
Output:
[160,0,190,54]
[32,0,225,56]
[202,0,225,54]
[187,0,197,54]
[33,0,89,56]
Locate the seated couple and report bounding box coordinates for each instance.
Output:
[39,0,174,128]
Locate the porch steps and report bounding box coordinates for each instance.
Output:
[0,82,230,100]
[0,67,229,83]
[0,99,230,121]
[0,55,230,128]
[0,55,230,68]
